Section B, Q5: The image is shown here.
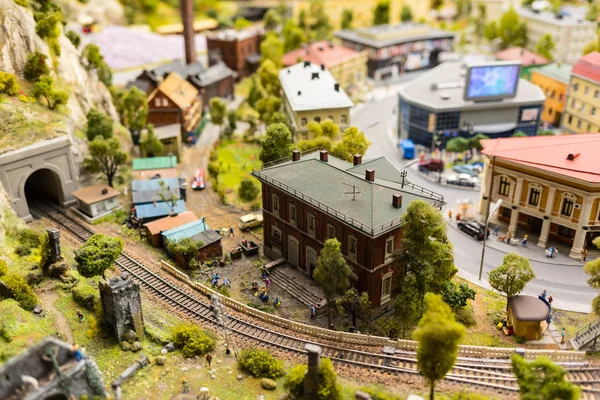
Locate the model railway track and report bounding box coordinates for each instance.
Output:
[29,203,600,396]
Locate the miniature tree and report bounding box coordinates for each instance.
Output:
[400,5,413,21]
[65,30,81,48]
[445,137,470,153]
[393,200,457,313]
[83,137,127,187]
[333,126,371,160]
[2,273,38,311]
[34,10,61,39]
[441,281,476,313]
[263,9,282,31]
[314,238,351,327]
[123,86,148,133]
[209,97,227,134]
[468,133,489,153]
[81,44,112,86]
[238,178,259,202]
[227,109,237,131]
[157,179,179,215]
[373,0,391,25]
[86,108,114,141]
[234,17,252,31]
[256,96,282,125]
[141,125,163,157]
[488,253,535,310]
[260,32,284,67]
[24,52,49,82]
[414,293,465,400]
[258,59,281,96]
[336,288,371,328]
[341,9,354,29]
[306,121,323,137]
[283,19,306,52]
[307,0,333,40]
[0,72,20,96]
[320,119,339,138]
[75,234,124,279]
[394,282,421,338]
[536,34,556,61]
[497,7,528,49]
[246,74,264,108]
[512,355,580,399]
[259,123,292,164]
[33,75,68,111]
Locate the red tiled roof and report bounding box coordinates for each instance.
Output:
[572,52,600,83]
[494,47,549,66]
[481,134,600,183]
[282,41,361,68]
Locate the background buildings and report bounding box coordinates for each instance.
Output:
[561,52,600,134]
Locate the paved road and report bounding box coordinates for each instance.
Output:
[353,93,596,313]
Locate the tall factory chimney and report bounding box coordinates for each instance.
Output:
[180,0,195,65]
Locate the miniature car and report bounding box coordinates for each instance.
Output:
[446,173,478,187]
[457,220,489,240]
[191,168,205,190]
[452,164,479,176]
[238,213,264,232]
[418,158,444,173]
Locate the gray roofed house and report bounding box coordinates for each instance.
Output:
[191,61,237,86]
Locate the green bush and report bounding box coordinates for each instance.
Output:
[34,11,62,39]
[0,261,7,277]
[24,52,49,82]
[14,245,31,257]
[247,301,275,314]
[18,228,42,248]
[283,364,307,397]
[39,233,52,274]
[171,323,215,358]
[25,269,44,286]
[207,161,220,178]
[317,358,341,400]
[455,304,477,327]
[13,0,29,6]
[65,30,81,48]
[167,238,203,268]
[0,72,20,96]
[72,282,100,310]
[238,178,259,202]
[238,349,285,378]
[2,273,38,311]
[74,234,123,278]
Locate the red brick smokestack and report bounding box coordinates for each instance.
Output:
[180,0,195,65]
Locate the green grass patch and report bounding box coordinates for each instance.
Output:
[214,139,262,207]
[553,309,596,337]
[235,77,253,99]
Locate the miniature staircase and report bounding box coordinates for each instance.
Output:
[571,317,600,350]
[269,267,323,307]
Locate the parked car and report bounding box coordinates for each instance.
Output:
[191,168,205,190]
[398,139,415,159]
[457,220,489,240]
[418,158,444,173]
[446,173,478,187]
[452,164,479,176]
[239,213,263,231]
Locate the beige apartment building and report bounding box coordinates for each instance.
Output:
[562,52,600,134]
[279,62,354,139]
[517,7,596,65]
[479,135,600,259]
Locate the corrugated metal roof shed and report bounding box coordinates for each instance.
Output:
[133,156,178,171]
[162,218,209,242]
[143,211,198,236]
[131,178,181,204]
[135,200,186,220]
[190,229,222,247]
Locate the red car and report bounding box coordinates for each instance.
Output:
[191,168,205,190]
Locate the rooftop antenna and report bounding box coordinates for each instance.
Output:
[400,170,408,188]
[342,182,363,201]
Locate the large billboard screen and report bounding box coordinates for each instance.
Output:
[464,62,521,102]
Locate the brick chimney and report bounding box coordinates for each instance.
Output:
[319,150,328,162]
[392,194,403,209]
[304,61,311,68]
[180,0,195,65]
[320,64,325,71]
[334,83,340,92]
[365,169,375,182]
[353,154,362,166]
[292,149,301,161]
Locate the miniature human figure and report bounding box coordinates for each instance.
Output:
[541,289,547,300]
[229,226,235,237]
[264,276,271,288]
[224,277,231,287]
[582,248,588,262]
[182,378,189,394]
[71,344,83,362]
[522,235,528,247]
[311,304,317,319]
[251,281,258,291]
[456,213,462,222]
[76,309,84,323]
[448,209,453,220]
[547,246,556,258]
[273,297,281,307]
[492,226,500,236]
[548,296,553,305]
[561,328,566,344]
[206,353,213,369]
[225,345,231,356]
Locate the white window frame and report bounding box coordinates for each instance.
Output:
[348,234,358,259]
[307,213,316,236]
[272,194,280,217]
[385,236,394,260]
[380,272,393,305]
[289,203,297,226]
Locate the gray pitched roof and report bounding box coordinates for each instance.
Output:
[346,157,405,184]
[193,230,223,247]
[252,155,444,237]
[192,61,236,86]
[151,59,207,80]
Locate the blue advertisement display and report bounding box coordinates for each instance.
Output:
[464,64,520,101]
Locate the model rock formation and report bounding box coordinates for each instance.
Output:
[0,0,117,126]
[57,0,125,27]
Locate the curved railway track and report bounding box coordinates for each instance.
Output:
[29,203,600,397]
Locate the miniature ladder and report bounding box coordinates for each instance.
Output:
[571,317,600,350]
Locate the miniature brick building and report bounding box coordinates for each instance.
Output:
[100,272,144,342]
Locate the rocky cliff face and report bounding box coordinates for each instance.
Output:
[57,0,125,27]
[0,0,118,127]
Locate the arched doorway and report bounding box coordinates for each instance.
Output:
[43,394,69,400]
[24,168,64,208]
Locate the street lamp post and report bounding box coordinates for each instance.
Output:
[478,199,503,280]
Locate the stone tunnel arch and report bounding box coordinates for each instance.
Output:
[43,394,69,400]
[24,168,65,208]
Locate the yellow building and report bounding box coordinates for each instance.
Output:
[279,62,353,138]
[282,41,368,92]
[507,296,550,340]
[479,134,600,259]
[562,52,600,134]
[530,63,572,127]
[247,0,431,29]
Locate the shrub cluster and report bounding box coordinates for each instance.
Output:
[16,228,42,255]
[238,349,285,379]
[2,273,38,311]
[283,358,340,400]
[0,72,20,96]
[238,178,259,202]
[167,238,203,268]
[455,304,477,327]
[24,52,50,82]
[72,282,100,311]
[0,260,7,277]
[171,323,215,358]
